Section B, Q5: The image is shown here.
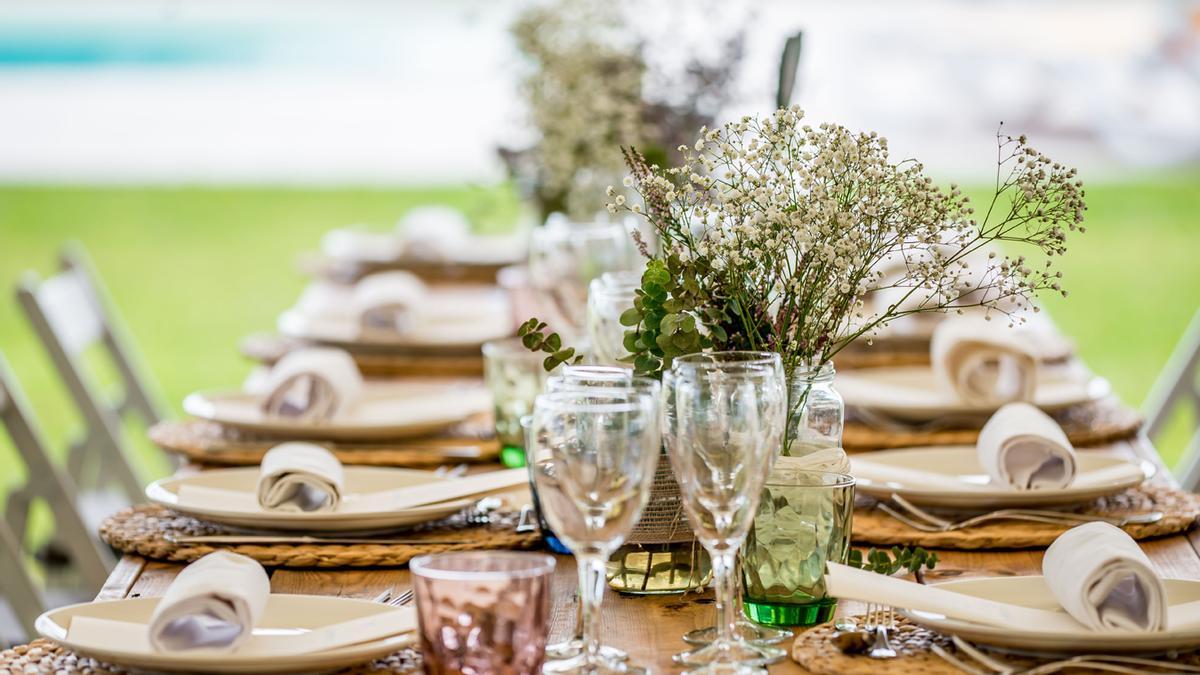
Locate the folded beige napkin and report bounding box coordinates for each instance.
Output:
[147,551,270,652]
[977,402,1076,490]
[257,443,344,513]
[396,206,470,261]
[931,316,1038,406]
[259,348,363,422]
[352,271,427,335]
[1043,522,1167,632]
[321,226,404,263]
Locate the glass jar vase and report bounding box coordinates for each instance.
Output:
[785,363,844,457]
[586,270,641,366]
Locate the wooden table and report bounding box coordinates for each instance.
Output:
[95,436,1200,673]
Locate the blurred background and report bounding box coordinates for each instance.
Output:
[0,0,1197,536]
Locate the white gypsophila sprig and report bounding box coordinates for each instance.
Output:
[607,106,1086,377]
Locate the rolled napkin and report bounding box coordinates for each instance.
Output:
[321,226,403,263]
[259,348,363,422]
[352,271,427,335]
[1043,521,1168,632]
[257,443,345,512]
[931,316,1038,406]
[977,402,1077,490]
[148,551,270,652]
[397,206,470,261]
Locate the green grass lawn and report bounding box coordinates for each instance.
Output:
[0,177,1196,509]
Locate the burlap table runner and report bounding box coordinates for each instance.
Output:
[240,332,485,377]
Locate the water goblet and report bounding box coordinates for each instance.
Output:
[530,388,662,674]
[665,352,789,672]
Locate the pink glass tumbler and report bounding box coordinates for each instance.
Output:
[411,551,556,675]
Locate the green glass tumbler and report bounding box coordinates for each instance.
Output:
[482,338,551,468]
[741,470,854,627]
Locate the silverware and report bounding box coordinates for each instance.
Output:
[514,504,537,533]
[865,604,896,659]
[375,587,414,607]
[931,635,1200,674]
[465,497,505,525]
[166,534,473,545]
[435,463,470,479]
[879,495,1164,533]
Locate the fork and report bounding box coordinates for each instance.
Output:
[931,635,1200,674]
[880,495,1163,533]
[864,604,897,659]
[374,587,415,607]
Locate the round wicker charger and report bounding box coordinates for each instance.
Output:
[0,639,423,674]
[240,332,485,378]
[790,613,1200,674]
[100,505,539,568]
[843,397,1142,451]
[149,418,500,467]
[853,483,1200,549]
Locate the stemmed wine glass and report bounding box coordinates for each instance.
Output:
[539,366,656,668]
[530,387,662,674]
[665,368,791,649]
[664,352,789,672]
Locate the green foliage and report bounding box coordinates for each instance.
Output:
[846,546,939,576]
[517,318,584,371]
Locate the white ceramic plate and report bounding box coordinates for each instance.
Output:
[183,380,490,440]
[851,446,1153,508]
[37,595,414,673]
[837,365,1110,421]
[901,576,1200,655]
[278,286,512,350]
[146,467,471,532]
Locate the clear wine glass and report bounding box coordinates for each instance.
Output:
[665,352,789,672]
[530,388,661,674]
[673,358,790,647]
[540,366,656,668]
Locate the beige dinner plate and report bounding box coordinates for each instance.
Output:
[37,595,414,673]
[837,365,1110,421]
[278,286,512,350]
[901,576,1200,655]
[182,380,490,440]
[146,467,471,532]
[851,446,1153,508]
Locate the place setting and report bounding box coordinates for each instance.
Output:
[150,347,504,467]
[242,266,515,378]
[794,522,1200,674]
[850,401,1200,549]
[838,315,1145,450]
[298,206,527,284]
[102,439,537,567]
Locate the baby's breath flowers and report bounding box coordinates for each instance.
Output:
[500,0,745,221]
[607,106,1086,380]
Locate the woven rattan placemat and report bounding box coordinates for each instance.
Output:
[149,418,500,467]
[100,505,539,568]
[790,613,1200,674]
[844,397,1142,451]
[853,483,1200,549]
[0,639,424,674]
[239,332,485,377]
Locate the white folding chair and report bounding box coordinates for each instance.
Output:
[0,354,115,636]
[16,243,168,506]
[1145,309,1200,490]
[0,517,43,639]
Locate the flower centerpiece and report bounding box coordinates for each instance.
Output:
[523,105,1086,454]
[499,0,745,221]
